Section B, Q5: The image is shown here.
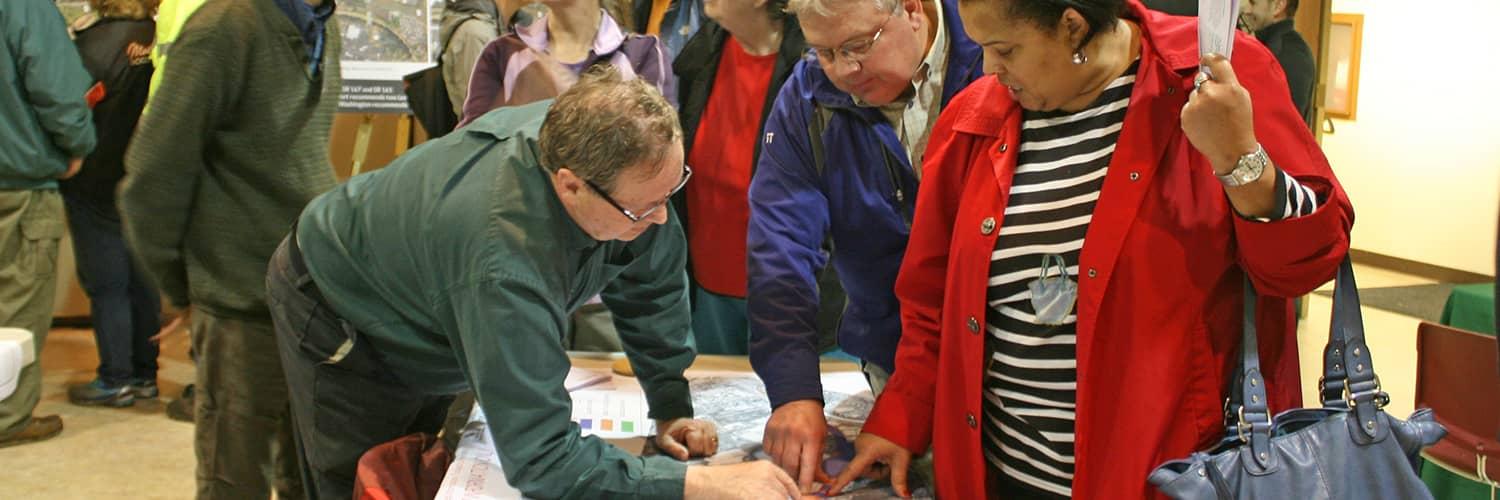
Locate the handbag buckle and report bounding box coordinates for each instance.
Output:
[1236,406,1253,443]
[1343,375,1391,409]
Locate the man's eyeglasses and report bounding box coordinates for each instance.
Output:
[812,6,901,70]
[584,164,692,223]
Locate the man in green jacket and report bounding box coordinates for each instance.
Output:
[269,68,800,499]
[119,0,340,497]
[0,0,97,449]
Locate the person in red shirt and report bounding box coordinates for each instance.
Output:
[831,0,1352,498]
[672,0,805,354]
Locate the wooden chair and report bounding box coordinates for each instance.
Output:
[1415,322,1500,491]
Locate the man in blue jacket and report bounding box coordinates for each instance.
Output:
[0,0,97,448]
[747,0,980,491]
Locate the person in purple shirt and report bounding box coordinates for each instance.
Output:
[460,0,676,127]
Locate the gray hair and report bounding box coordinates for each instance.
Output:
[786,0,899,19]
[537,65,682,191]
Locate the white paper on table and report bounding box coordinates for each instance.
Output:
[1198,0,1240,62]
[564,366,611,392]
[570,389,656,438]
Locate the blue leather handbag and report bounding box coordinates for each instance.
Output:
[1149,257,1447,499]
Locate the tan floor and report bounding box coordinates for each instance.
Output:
[0,326,196,499]
[0,265,1451,498]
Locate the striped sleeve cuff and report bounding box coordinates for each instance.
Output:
[1250,170,1323,222]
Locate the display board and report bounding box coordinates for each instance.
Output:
[54,0,448,113]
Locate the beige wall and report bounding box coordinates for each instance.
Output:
[1322,0,1499,276]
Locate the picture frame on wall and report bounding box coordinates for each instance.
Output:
[1325,13,1365,120]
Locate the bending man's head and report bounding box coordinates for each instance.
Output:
[541,66,688,242]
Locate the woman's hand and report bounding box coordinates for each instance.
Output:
[826,432,913,498]
[1181,53,1259,175]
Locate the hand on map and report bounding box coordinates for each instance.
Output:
[828,432,913,498]
[657,418,720,460]
[684,461,803,499]
[763,399,833,493]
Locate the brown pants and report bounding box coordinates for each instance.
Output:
[191,311,303,499]
[0,190,63,437]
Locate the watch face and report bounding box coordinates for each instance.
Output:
[1221,145,1267,187]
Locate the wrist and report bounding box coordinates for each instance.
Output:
[683,466,706,498]
[1211,156,1238,176]
[777,399,824,410]
[1212,140,1260,176]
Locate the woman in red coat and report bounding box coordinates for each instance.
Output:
[829,0,1352,498]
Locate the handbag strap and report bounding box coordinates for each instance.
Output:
[1322,256,1390,440]
[1229,276,1275,469]
[1229,256,1390,471]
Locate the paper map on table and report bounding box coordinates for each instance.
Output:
[435,370,931,499]
[1198,0,1240,61]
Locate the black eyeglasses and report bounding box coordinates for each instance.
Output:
[583,164,693,223]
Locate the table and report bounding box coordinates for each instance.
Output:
[435,354,926,499]
[1441,283,1496,335]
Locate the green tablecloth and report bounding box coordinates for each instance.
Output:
[1422,282,1497,499]
[1421,458,1497,500]
[1441,283,1496,335]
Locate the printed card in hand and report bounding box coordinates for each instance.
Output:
[1198,0,1240,62]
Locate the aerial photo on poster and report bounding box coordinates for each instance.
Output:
[54,0,441,112]
[337,0,443,112]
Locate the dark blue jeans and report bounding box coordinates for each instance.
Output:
[62,192,160,386]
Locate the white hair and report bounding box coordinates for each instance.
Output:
[786,0,900,19]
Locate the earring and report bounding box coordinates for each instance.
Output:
[1072,51,1087,65]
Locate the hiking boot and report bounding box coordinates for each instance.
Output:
[165,384,194,422]
[68,379,135,407]
[128,379,159,399]
[0,415,63,449]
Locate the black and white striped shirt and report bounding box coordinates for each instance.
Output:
[980,60,1321,498]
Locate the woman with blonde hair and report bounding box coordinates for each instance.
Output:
[62,0,163,407]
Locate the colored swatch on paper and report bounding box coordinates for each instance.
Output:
[571,389,653,437]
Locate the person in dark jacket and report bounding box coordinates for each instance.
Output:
[746,0,982,491]
[0,0,96,450]
[1241,0,1316,127]
[62,0,163,409]
[671,0,805,354]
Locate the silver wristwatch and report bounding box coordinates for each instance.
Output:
[1216,143,1268,187]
